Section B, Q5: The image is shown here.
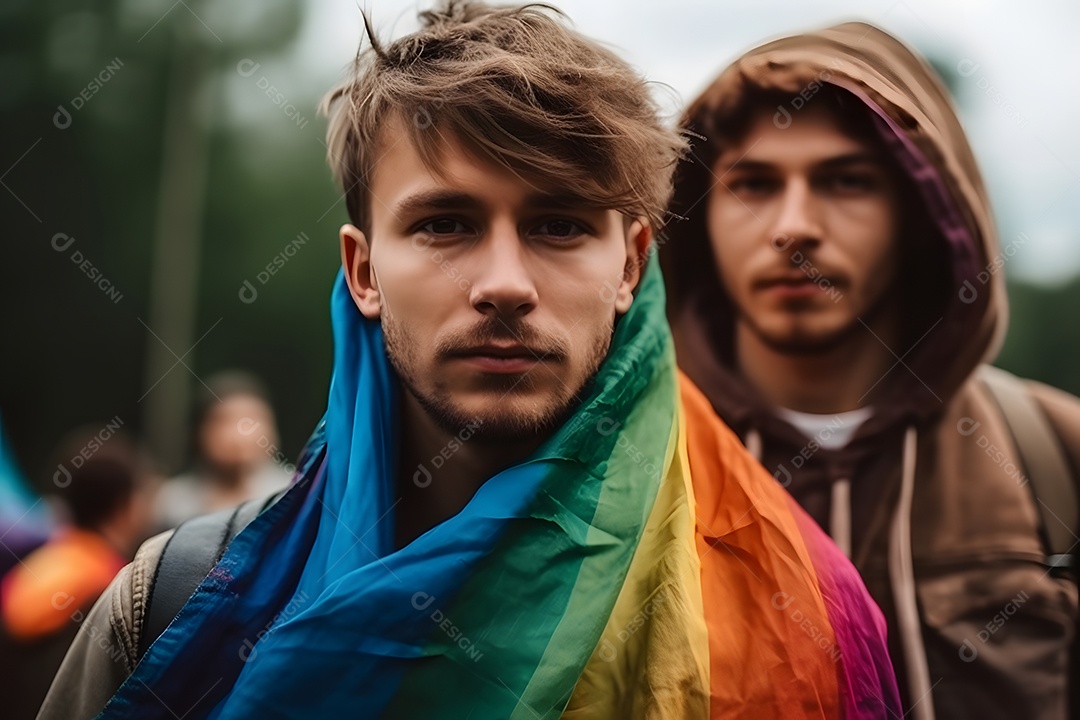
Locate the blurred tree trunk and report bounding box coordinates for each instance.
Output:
[142,22,214,474]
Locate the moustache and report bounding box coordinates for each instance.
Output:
[436,320,568,361]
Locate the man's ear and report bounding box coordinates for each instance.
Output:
[614,218,652,314]
[339,224,381,319]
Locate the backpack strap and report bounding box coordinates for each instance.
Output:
[137,490,282,661]
[980,365,1078,572]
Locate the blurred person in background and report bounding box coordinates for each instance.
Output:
[0,428,152,719]
[155,371,293,529]
[661,22,1080,720]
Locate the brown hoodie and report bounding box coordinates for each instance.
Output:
[661,22,1080,720]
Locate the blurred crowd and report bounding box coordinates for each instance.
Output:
[0,371,293,718]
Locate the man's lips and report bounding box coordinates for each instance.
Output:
[448,343,550,374]
[754,272,842,296]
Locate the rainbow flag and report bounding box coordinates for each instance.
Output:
[99,258,898,719]
[0,415,50,578]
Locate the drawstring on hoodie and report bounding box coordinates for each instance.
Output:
[889,426,935,720]
[829,479,852,558]
[744,428,762,461]
[748,426,855,558]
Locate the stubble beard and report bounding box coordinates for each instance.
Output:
[382,314,612,443]
[738,287,894,357]
[745,308,862,356]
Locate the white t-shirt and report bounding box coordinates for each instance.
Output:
[777,406,873,450]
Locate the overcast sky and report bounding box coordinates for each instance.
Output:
[260,0,1080,285]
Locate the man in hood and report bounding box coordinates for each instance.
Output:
[39,4,897,719]
[661,21,1080,720]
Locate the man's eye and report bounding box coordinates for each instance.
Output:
[533,219,585,240]
[730,176,780,195]
[421,218,471,234]
[822,173,877,193]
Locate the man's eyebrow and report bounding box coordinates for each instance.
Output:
[522,191,603,210]
[716,159,776,174]
[815,152,883,170]
[392,189,605,217]
[717,153,884,174]
[393,190,484,216]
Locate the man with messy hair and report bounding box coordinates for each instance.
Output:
[41,4,898,718]
[661,22,1080,720]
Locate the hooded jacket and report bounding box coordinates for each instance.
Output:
[661,21,1080,720]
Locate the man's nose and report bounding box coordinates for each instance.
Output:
[468,220,539,319]
[771,177,823,253]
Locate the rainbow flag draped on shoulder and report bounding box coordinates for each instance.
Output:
[98,259,899,719]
